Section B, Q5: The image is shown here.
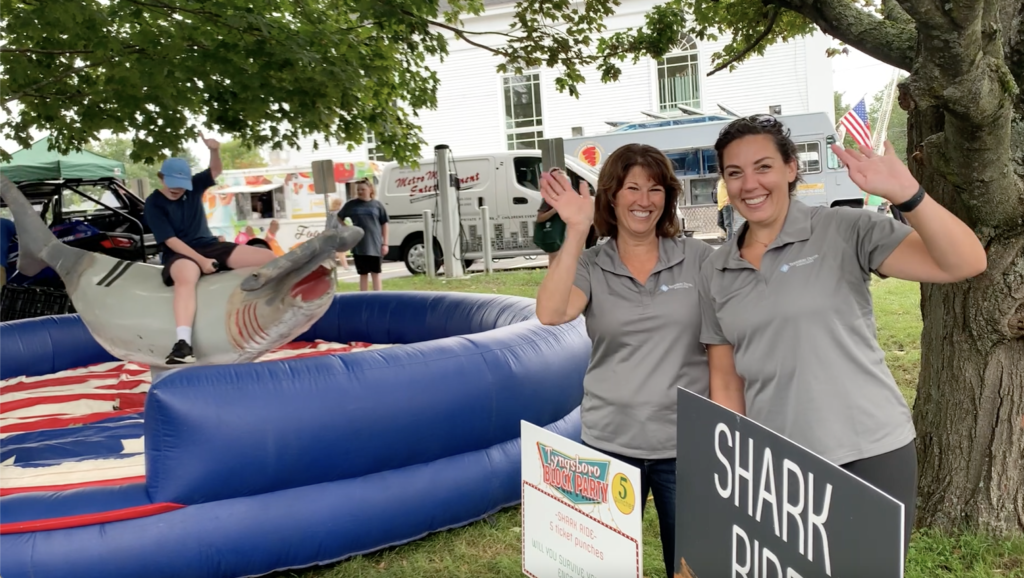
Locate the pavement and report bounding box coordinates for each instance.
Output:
[336,255,552,284]
[336,234,724,284]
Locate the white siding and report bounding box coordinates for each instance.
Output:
[803,32,837,126]
[413,48,509,156]
[699,38,807,117]
[284,135,368,167]
[272,0,837,163]
[542,60,656,140]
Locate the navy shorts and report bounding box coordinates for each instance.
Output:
[161,241,239,286]
[353,254,382,275]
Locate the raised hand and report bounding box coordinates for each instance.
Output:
[200,132,220,151]
[539,169,594,231]
[830,140,920,204]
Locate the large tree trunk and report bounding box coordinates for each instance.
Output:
[766,0,1024,539]
[902,94,1024,536]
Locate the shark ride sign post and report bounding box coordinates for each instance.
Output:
[520,420,643,578]
[674,388,905,578]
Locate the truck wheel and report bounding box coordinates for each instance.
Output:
[402,234,474,275]
[402,233,441,275]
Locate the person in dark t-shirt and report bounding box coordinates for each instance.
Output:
[338,178,389,291]
[144,135,277,365]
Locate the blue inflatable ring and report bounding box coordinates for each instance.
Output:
[0,291,591,578]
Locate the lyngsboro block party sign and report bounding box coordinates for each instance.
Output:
[673,388,905,578]
[520,420,643,578]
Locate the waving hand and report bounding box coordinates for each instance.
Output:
[539,169,594,232]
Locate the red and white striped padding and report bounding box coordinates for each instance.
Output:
[0,340,386,496]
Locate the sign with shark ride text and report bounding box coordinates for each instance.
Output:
[674,388,906,578]
[521,420,643,578]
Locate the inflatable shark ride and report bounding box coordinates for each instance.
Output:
[0,174,363,369]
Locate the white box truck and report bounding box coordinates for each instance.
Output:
[378,150,602,275]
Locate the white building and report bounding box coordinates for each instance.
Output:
[269,0,836,167]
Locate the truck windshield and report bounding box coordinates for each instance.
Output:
[513,156,542,191]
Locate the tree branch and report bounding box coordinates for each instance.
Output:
[1004,0,1024,101]
[707,7,780,76]
[427,23,518,38]
[881,0,915,26]
[898,0,1023,229]
[0,48,98,55]
[894,0,975,32]
[2,59,113,105]
[123,0,227,21]
[414,12,508,55]
[771,0,916,71]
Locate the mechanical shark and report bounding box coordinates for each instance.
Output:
[0,174,363,370]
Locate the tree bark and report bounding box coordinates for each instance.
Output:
[868,0,1024,537]
[903,94,1024,536]
[913,227,1024,535]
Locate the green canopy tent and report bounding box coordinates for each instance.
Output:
[0,136,126,183]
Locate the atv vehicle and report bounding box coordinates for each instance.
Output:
[2,177,158,280]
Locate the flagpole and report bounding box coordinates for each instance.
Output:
[859,92,876,207]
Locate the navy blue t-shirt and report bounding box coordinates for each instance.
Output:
[339,198,389,257]
[144,168,218,263]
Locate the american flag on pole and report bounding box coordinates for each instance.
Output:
[840,97,872,149]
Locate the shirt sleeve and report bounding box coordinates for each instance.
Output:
[191,168,215,197]
[695,238,716,265]
[376,201,389,224]
[836,207,914,275]
[573,251,593,301]
[698,257,730,345]
[144,197,176,243]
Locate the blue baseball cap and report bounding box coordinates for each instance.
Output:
[159,158,193,191]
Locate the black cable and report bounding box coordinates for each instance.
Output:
[448,149,467,266]
[430,147,467,272]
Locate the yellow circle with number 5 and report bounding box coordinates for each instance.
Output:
[612,473,635,515]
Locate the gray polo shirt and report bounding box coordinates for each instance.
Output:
[698,198,915,465]
[574,235,715,460]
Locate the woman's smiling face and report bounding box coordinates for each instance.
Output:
[720,133,798,226]
[613,165,666,239]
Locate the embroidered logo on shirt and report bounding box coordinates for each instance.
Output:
[780,254,819,273]
[659,282,694,292]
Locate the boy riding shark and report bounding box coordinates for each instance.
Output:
[147,135,280,364]
[0,140,364,371]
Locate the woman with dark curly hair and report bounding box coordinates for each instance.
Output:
[698,114,987,559]
[536,143,715,578]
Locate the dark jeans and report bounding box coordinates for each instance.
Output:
[582,440,676,578]
[720,205,735,241]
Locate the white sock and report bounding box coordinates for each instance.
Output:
[176,326,192,345]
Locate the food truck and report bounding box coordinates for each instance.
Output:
[203,161,382,253]
[562,111,864,210]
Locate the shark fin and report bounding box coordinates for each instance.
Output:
[0,173,68,277]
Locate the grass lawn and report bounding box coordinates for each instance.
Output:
[277,271,1024,578]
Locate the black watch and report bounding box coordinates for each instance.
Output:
[893,185,926,213]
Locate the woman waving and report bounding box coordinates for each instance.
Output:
[698,115,986,559]
[536,144,715,578]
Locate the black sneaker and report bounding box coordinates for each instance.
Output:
[165,340,196,365]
